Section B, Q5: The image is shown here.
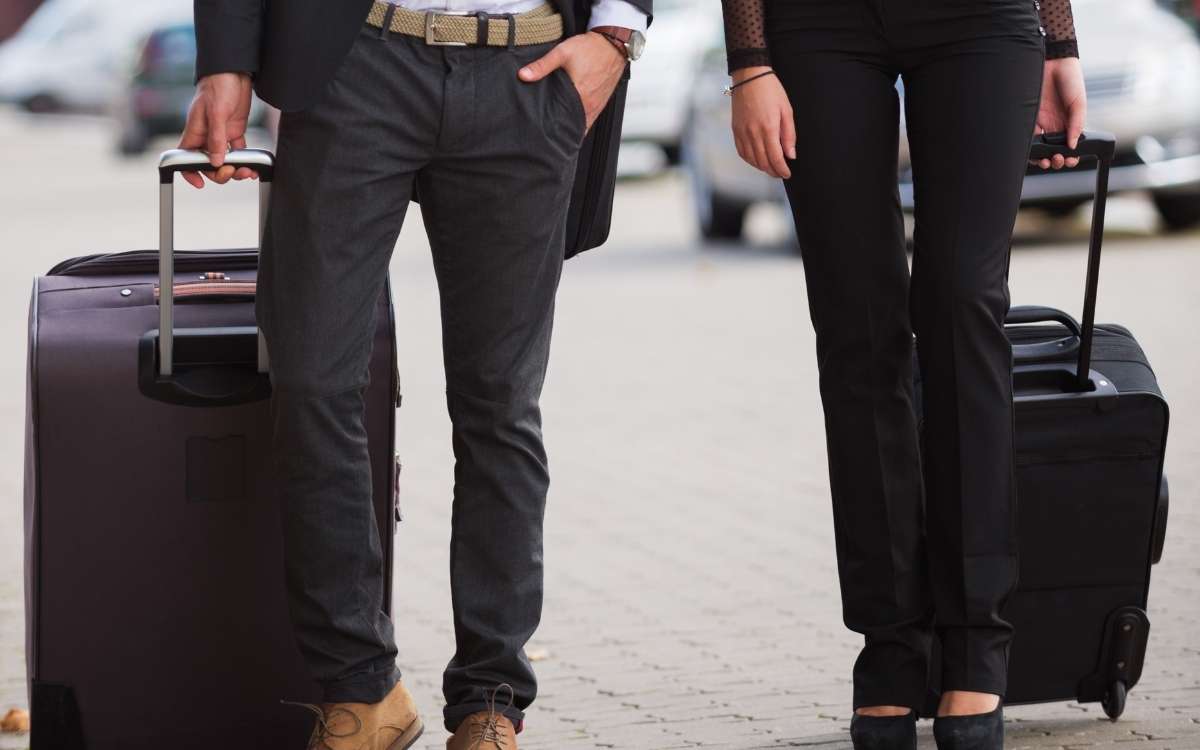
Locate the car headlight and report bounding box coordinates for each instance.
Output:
[1164,133,1200,159]
[1135,130,1200,161]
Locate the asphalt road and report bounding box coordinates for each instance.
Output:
[0,108,1197,749]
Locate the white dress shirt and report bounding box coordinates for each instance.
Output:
[387,0,648,33]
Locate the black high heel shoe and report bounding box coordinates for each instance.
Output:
[933,704,1004,750]
[850,711,917,750]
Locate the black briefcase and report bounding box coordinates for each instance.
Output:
[563,71,628,259]
[921,132,1170,720]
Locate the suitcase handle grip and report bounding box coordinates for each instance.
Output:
[158,148,275,183]
[1029,130,1116,162]
[1007,305,1081,332]
[154,279,257,302]
[1008,305,1082,364]
[1023,132,1116,389]
[158,149,275,379]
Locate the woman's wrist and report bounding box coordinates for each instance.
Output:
[725,67,777,96]
[731,65,773,85]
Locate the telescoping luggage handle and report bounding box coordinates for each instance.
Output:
[157,148,275,377]
[1014,130,1116,391]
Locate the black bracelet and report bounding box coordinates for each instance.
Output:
[723,69,776,96]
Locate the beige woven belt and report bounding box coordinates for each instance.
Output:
[365,1,564,46]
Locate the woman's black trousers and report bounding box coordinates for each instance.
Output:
[769,0,1046,709]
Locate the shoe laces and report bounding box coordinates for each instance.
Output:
[469,683,515,749]
[281,700,363,747]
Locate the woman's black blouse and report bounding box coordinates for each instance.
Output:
[723,0,1079,73]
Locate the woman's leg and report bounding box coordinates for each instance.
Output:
[773,43,932,713]
[899,31,1044,711]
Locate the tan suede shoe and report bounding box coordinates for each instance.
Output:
[446,685,518,750]
[287,680,424,750]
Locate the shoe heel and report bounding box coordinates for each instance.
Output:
[933,705,1004,750]
[389,717,424,750]
[850,712,917,750]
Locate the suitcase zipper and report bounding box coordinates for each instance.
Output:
[1017,450,1160,467]
[48,249,259,277]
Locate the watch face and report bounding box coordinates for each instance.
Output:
[628,30,646,60]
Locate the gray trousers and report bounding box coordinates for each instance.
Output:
[257,23,585,732]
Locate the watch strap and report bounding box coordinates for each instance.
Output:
[592,25,633,59]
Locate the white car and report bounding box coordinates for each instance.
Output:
[0,0,191,112]
[684,0,1200,238]
[621,0,723,163]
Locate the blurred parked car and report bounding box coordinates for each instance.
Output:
[110,22,267,155]
[684,0,1200,239]
[0,0,189,113]
[621,0,722,164]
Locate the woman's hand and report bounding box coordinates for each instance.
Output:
[731,67,796,179]
[1033,57,1087,170]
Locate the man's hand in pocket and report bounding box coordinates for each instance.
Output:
[518,32,625,132]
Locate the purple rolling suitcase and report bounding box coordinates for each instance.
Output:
[24,150,401,749]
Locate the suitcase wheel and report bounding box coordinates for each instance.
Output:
[1101,680,1127,721]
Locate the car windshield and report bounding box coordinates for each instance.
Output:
[137,24,197,83]
[654,0,700,12]
[152,26,197,67]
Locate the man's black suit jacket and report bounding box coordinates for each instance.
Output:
[195,0,652,112]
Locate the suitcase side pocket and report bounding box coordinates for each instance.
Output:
[1151,475,1169,565]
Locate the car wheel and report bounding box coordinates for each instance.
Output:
[21,94,60,114]
[701,192,748,240]
[1153,191,1200,231]
[117,123,151,157]
[682,121,748,241]
[691,161,747,240]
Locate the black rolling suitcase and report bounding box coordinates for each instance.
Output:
[921,132,1170,720]
[1000,132,1169,720]
[24,150,402,749]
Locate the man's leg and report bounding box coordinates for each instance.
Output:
[258,25,439,703]
[412,41,585,733]
[772,39,933,712]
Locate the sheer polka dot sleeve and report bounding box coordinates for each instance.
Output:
[722,0,770,73]
[1038,0,1079,59]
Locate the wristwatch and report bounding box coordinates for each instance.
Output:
[592,26,646,61]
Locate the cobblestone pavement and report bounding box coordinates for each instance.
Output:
[0,110,1197,749]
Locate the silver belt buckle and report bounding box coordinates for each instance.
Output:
[425,10,470,46]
